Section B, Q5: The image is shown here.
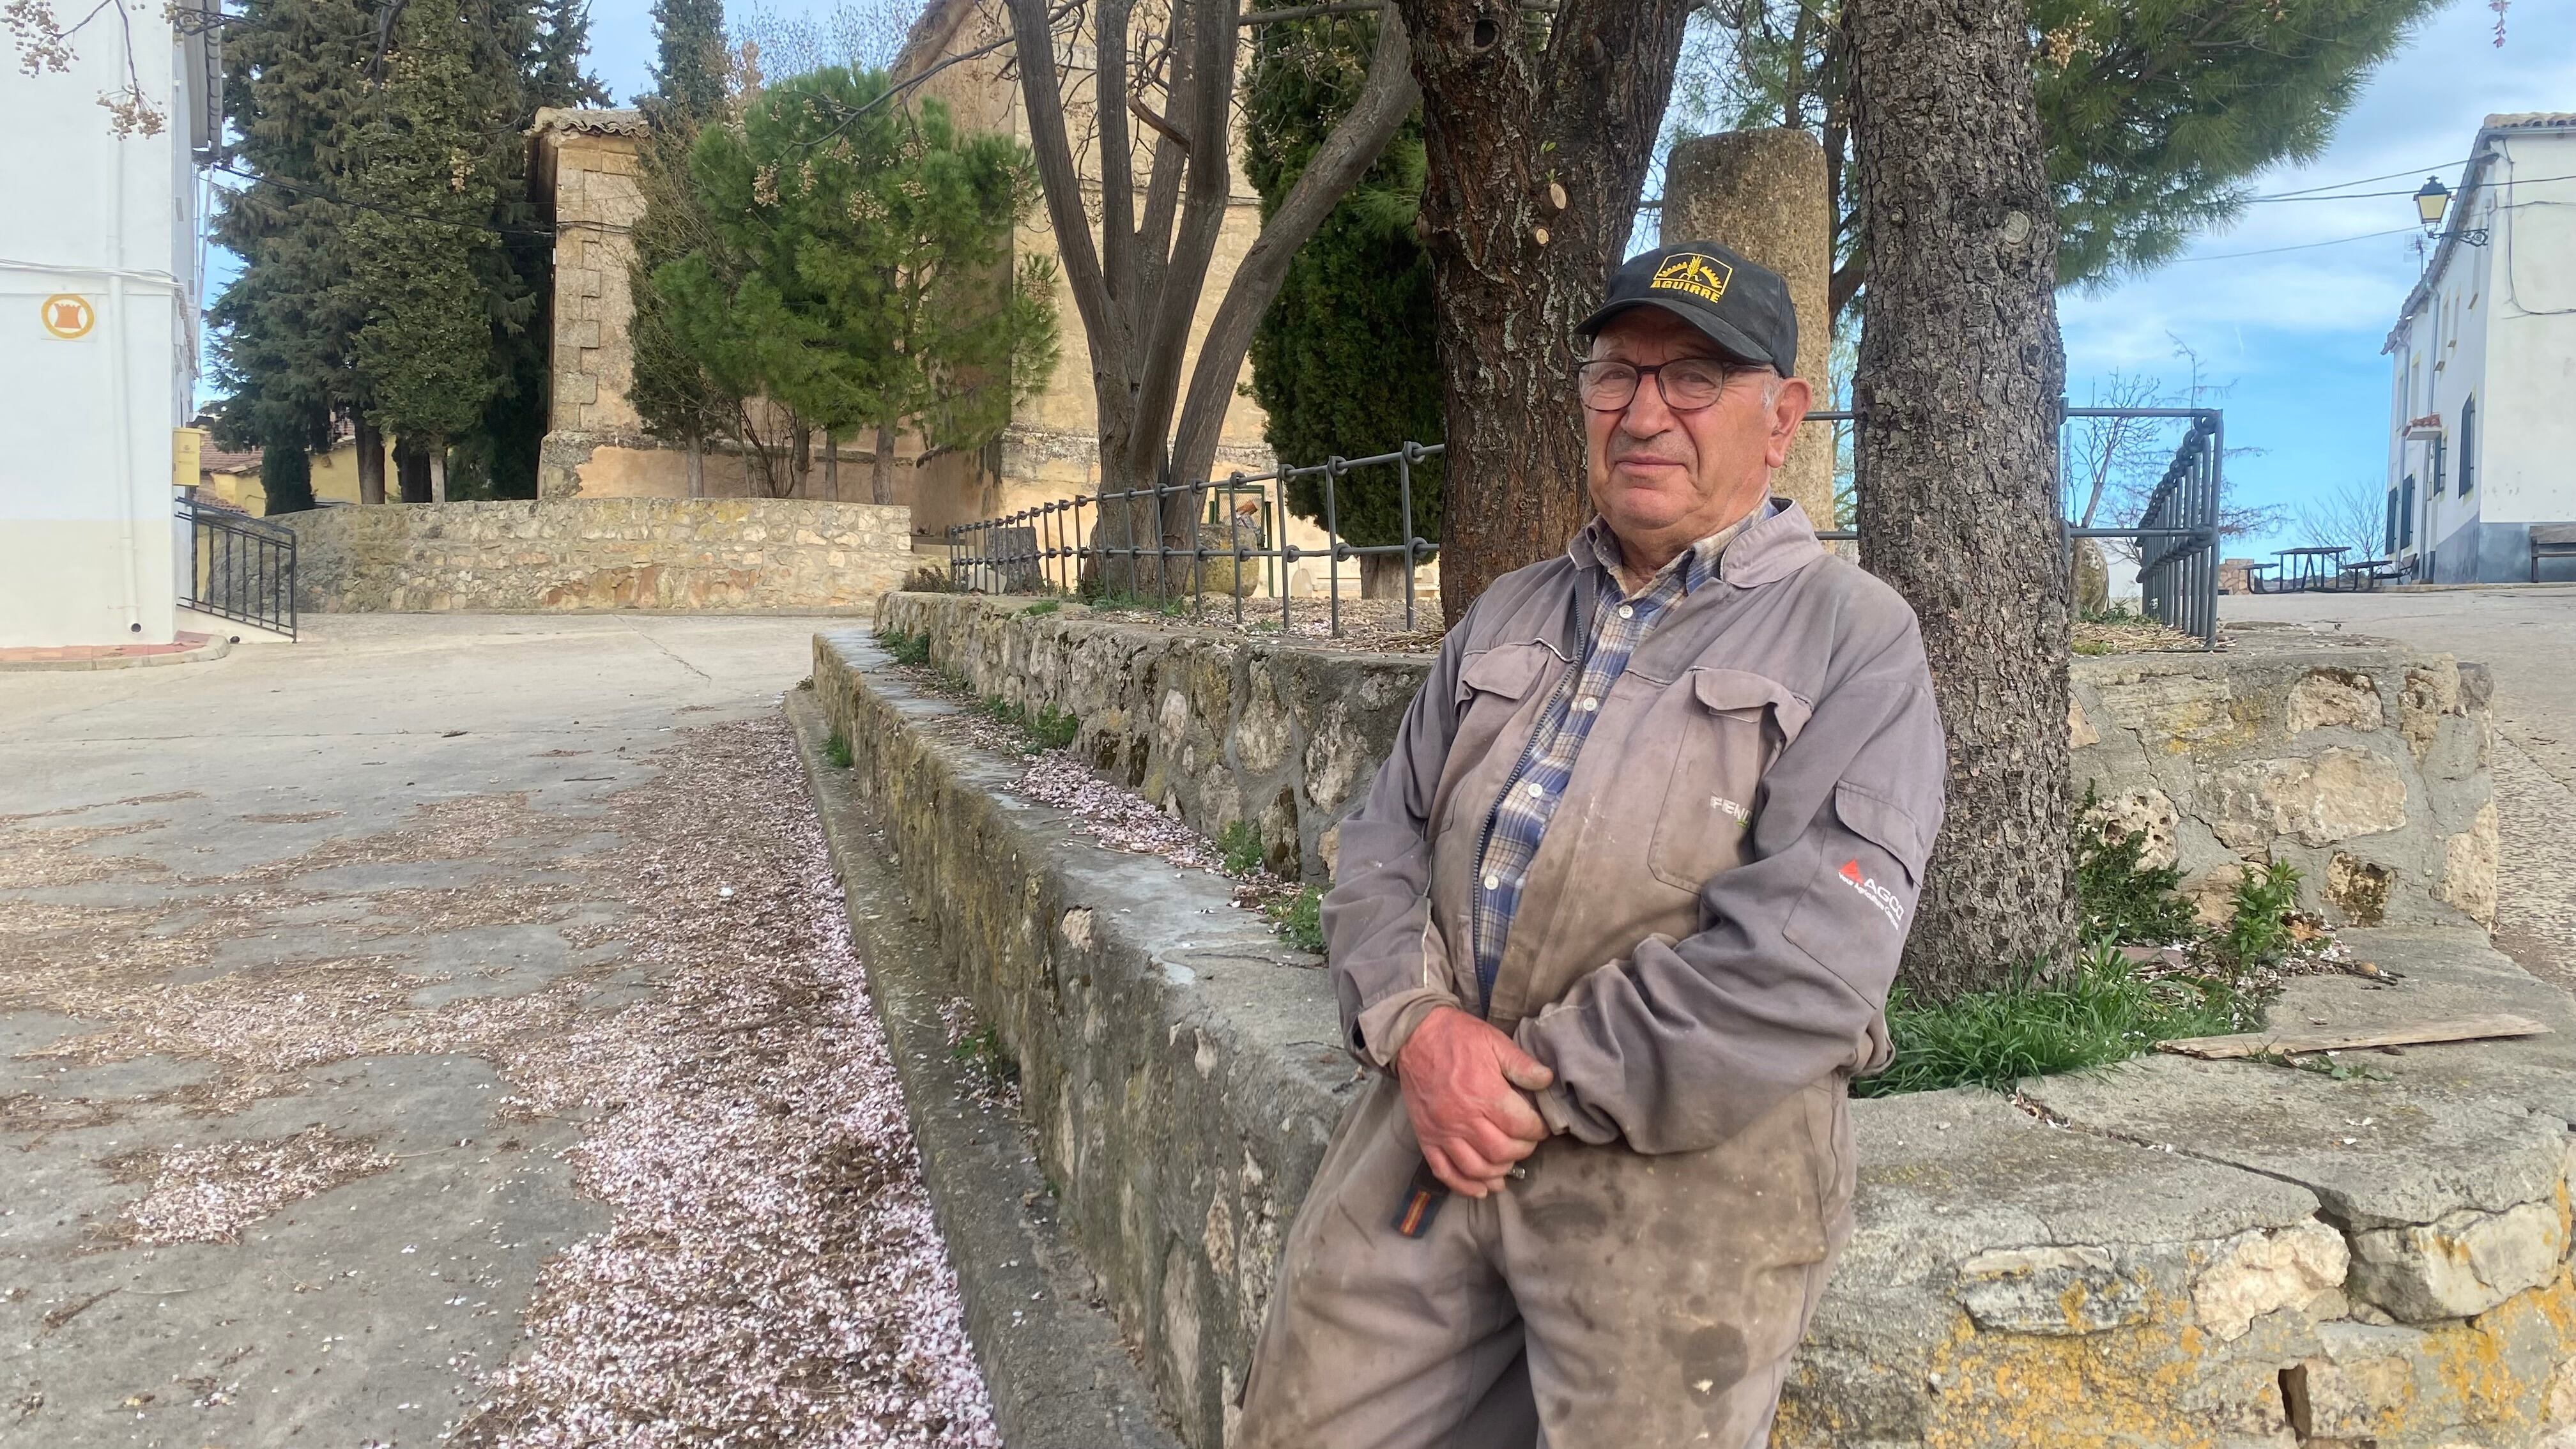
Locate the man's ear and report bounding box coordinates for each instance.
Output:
[1766,376,1814,470]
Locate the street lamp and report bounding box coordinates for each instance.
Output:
[2412,174,2488,247]
[2414,176,2450,230]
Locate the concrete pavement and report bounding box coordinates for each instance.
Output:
[2224,585,2576,988]
[0,615,994,1448]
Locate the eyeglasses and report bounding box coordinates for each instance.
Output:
[1575,358,1749,413]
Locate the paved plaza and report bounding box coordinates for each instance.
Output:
[0,617,993,1448]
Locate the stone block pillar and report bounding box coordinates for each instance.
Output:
[1660,128,1836,528]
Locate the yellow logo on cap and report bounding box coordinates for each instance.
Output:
[1650,252,1733,305]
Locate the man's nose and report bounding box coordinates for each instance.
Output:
[1620,371,1678,438]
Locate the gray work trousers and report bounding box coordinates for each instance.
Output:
[1236,1072,1853,1449]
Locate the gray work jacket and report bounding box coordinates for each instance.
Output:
[1321,499,1947,1154]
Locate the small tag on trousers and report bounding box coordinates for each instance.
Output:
[1392,1158,1449,1239]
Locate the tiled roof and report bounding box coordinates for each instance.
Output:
[2485,112,2576,131]
[531,107,648,137]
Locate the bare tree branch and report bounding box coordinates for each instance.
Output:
[1128,93,1192,146]
[1167,7,1418,487]
[1121,0,1236,489]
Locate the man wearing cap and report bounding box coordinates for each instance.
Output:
[1234,242,1947,1448]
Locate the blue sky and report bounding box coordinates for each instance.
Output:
[209,0,2574,555]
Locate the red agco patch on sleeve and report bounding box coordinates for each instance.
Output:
[1838,859,1905,930]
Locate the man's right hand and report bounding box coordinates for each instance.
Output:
[1393,1006,1555,1199]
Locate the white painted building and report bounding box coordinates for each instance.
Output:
[0,0,219,647]
[2382,112,2576,584]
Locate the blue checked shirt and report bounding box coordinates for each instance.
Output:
[1468,505,1773,1012]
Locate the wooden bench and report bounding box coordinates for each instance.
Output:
[2534,525,2576,583]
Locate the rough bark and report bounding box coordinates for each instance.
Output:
[686,438,704,498]
[427,444,448,504]
[395,437,431,503]
[824,432,839,502]
[1847,0,2073,998]
[1392,0,1697,618]
[871,425,896,507]
[1358,550,1411,599]
[355,418,387,506]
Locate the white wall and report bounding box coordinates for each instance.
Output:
[2479,129,2576,528]
[0,0,193,648]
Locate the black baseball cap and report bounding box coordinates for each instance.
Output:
[1576,240,1798,378]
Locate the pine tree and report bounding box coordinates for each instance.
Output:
[648,0,727,120]
[339,0,524,492]
[646,67,1059,499]
[1673,0,2441,318]
[206,0,377,512]
[1243,14,1443,599]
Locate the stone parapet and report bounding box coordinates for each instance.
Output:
[286,498,912,613]
[811,624,2576,1449]
[878,594,2498,930]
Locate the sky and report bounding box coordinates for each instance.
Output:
[204,0,2575,559]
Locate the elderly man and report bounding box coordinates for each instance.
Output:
[1235,241,1946,1448]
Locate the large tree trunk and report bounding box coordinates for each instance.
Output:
[1395,0,1698,620]
[355,418,387,505]
[872,424,896,507]
[824,431,839,502]
[1848,0,2073,999]
[395,438,432,503]
[1360,551,1411,600]
[427,443,448,504]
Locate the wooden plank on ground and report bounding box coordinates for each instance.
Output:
[2157,1014,2550,1061]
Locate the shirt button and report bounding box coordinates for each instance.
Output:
[1578,697,1598,713]
[1524,781,1545,799]
[1617,604,1635,619]
[1483,873,1501,891]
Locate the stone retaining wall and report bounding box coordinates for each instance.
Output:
[878,594,2497,931]
[284,498,914,613]
[816,627,2576,1449]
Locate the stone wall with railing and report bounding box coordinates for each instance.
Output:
[877,594,2496,933]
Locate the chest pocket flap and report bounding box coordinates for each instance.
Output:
[1690,668,1813,747]
[1456,641,1556,705]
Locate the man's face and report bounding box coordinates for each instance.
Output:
[1583,309,1808,551]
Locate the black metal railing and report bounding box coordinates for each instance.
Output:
[946,405,2221,648]
[949,442,1443,636]
[178,498,298,639]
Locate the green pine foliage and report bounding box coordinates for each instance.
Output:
[1675,0,2439,307]
[1241,16,1442,555]
[210,0,604,506]
[642,67,1057,499]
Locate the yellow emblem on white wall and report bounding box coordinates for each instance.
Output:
[1649,254,1733,305]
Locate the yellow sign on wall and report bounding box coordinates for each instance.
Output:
[173,427,204,491]
[40,293,95,340]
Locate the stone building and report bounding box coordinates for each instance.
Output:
[526,5,1355,583]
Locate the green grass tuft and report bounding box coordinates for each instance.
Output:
[1855,939,2257,1098]
[1268,885,1326,954]
[1216,820,1265,876]
[2074,785,2203,946]
[975,696,1079,753]
[824,731,854,769]
[1022,600,1061,617]
[879,628,931,668]
[2207,859,2303,979]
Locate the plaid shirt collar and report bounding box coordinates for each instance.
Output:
[1567,499,1777,601]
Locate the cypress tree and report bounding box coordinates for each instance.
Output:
[1243,15,1443,597]
[648,0,728,122]
[206,0,376,511]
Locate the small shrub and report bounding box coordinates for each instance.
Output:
[1022,600,1061,617]
[1216,820,1265,875]
[2073,785,2201,946]
[2080,601,2142,625]
[903,564,953,593]
[824,731,854,769]
[1856,939,2252,1098]
[2208,860,2303,979]
[880,628,931,668]
[975,696,1079,753]
[952,1025,1018,1084]
[1268,885,1326,954]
